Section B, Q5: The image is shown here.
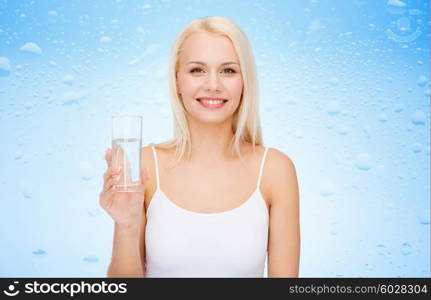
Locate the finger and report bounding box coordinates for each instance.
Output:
[104,167,121,182]
[103,172,117,189]
[103,176,119,192]
[102,176,118,193]
[105,148,112,167]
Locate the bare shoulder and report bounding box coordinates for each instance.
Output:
[265,147,299,206]
[140,144,175,204]
[140,145,157,202]
[267,147,296,171]
[141,145,155,171]
[141,145,153,155]
[141,143,169,167]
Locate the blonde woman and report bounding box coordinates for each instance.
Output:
[100,16,300,278]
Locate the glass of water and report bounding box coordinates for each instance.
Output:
[111,115,143,192]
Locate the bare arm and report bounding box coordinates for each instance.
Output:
[107,219,145,278]
[101,147,150,278]
[267,149,300,277]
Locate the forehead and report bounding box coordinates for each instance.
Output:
[180,32,239,63]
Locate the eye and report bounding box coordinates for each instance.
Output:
[189,67,237,74]
[190,67,204,73]
[223,68,236,74]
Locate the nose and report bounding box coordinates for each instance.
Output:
[204,72,222,92]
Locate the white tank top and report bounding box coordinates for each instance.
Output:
[145,146,269,277]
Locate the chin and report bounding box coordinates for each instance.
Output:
[192,115,233,125]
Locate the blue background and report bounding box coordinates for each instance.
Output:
[0,0,429,277]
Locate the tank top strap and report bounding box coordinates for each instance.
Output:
[150,146,160,189]
[256,147,269,189]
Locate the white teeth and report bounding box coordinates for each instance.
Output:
[200,99,224,105]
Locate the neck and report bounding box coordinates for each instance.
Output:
[188,119,236,166]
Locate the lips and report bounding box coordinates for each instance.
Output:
[197,97,228,102]
[196,97,228,109]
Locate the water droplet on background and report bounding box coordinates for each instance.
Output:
[24,101,33,110]
[62,90,89,106]
[294,129,304,139]
[63,75,74,85]
[376,244,386,255]
[20,42,43,55]
[327,101,341,116]
[0,56,11,76]
[310,85,319,93]
[393,103,403,112]
[14,151,23,160]
[83,255,99,263]
[417,75,428,87]
[18,181,34,199]
[336,124,349,135]
[351,176,361,189]
[400,242,412,256]
[412,142,422,153]
[286,95,297,105]
[100,36,112,43]
[88,209,101,217]
[326,119,335,129]
[409,9,422,15]
[32,249,46,255]
[355,153,374,170]
[320,180,335,197]
[329,77,339,87]
[362,126,371,138]
[79,161,94,181]
[418,209,430,225]
[411,110,426,125]
[379,113,388,122]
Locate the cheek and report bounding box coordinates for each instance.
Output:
[179,76,202,95]
[225,78,243,97]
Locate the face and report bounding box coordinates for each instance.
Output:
[176,32,244,125]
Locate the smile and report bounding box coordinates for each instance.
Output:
[196,98,228,109]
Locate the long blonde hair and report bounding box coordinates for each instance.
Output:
[151,16,263,169]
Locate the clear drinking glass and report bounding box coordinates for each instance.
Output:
[111,115,143,192]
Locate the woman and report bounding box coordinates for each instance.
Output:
[99,16,300,277]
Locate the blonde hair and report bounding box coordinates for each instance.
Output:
[152,16,263,169]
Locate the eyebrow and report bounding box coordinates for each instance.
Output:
[186,61,239,66]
